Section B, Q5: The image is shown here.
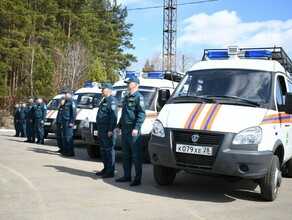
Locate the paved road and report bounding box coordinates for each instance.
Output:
[0,130,292,220]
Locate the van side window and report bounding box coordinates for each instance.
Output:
[276,76,287,111]
[288,80,292,92]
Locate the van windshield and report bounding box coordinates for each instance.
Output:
[171,69,272,106]
[47,98,61,110]
[74,93,103,109]
[113,86,157,111]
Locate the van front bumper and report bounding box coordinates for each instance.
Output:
[148,129,273,179]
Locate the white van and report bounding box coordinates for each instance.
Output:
[82,72,182,161]
[149,46,292,201]
[45,83,102,138]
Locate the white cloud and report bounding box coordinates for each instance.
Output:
[178,10,292,53]
[139,37,148,42]
[116,0,144,5]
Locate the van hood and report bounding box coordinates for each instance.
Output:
[158,103,268,133]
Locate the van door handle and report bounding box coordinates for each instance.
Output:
[285,124,290,127]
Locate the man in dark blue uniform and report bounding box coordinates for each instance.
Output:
[34,96,47,145]
[55,96,65,153]
[19,102,26,137]
[61,89,77,157]
[24,96,36,143]
[13,102,21,137]
[95,83,118,178]
[115,77,146,186]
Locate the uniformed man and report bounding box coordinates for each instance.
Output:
[95,83,118,178]
[61,89,77,157]
[115,77,146,186]
[19,102,27,137]
[13,102,21,137]
[24,96,36,143]
[34,96,47,145]
[55,96,65,153]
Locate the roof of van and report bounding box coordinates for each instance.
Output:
[113,77,178,89]
[75,87,102,94]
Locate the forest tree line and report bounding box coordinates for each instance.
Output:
[0,0,136,101]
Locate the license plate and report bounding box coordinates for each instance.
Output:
[93,130,98,136]
[73,125,77,129]
[176,144,213,156]
[44,122,51,126]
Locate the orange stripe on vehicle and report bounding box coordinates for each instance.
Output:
[200,104,217,130]
[206,104,222,130]
[46,110,55,118]
[77,108,82,116]
[184,104,200,129]
[189,103,206,129]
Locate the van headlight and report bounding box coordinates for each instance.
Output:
[152,120,165,138]
[233,126,262,145]
[83,117,90,128]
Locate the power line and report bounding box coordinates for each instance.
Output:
[127,0,218,11]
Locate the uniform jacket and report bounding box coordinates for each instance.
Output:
[117,91,146,130]
[61,98,77,124]
[14,108,21,122]
[34,102,47,122]
[25,103,36,121]
[96,95,118,131]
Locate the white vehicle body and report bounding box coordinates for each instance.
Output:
[149,46,292,201]
[82,73,180,161]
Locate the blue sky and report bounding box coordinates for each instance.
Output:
[117,0,292,71]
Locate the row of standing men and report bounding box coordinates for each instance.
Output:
[14,76,146,187]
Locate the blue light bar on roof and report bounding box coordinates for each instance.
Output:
[84,82,98,87]
[207,51,228,59]
[147,72,165,79]
[245,50,272,58]
[125,72,136,78]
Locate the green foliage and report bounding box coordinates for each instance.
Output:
[0,0,136,99]
[143,59,155,72]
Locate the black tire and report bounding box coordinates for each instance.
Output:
[283,158,292,177]
[44,131,48,139]
[260,155,282,201]
[153,165,176,186]
[86,144,101,159]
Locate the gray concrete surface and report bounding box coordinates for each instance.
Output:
[0,129,292,220]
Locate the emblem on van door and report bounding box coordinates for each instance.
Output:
[191,134,200,143]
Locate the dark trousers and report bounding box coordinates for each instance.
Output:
[121,127,142,182]
[14,121,20,136]
[20,120,26,137]
[34,119,44,143]
[62,121,74,155]
[98,128,116,175]
[56,123,64,152]
[26,120,35,141]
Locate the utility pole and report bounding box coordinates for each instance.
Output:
[162,0,177,74]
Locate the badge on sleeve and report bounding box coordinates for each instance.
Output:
[139,97,145,107]
[72,102,76,108]
[111,101,116,111]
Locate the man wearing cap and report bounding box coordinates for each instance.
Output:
[95,83,118,178]
[19,102,27,137]
[13,102,21,137]
[115,76,146,186]
[24,96,36,143]
[34,96,47,145]
[55,96,65,153]
[61,89,77,157]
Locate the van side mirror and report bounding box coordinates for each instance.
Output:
[285,93,292,114]
[92,98,99,108]
[158,89,170,109]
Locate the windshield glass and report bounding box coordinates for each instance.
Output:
[172,69,272,104]
[74,93,103,109]
[113,86,157,111]
[47,98,61,110]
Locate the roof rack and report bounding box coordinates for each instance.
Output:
[202,46,292,74]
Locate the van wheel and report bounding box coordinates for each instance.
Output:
[284,158,292,177]
[153,165,176,186]
[44,131,48,139]
[260,155,282,201]
[86,144,101,159]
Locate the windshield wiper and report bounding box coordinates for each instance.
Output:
[172,96,216,103]
[205,95,260,107]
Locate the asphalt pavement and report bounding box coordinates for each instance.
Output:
[1,129,292,220]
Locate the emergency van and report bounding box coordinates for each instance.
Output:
[82,72,182,161]
[45,83,103,138]
[149,46,292,201]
